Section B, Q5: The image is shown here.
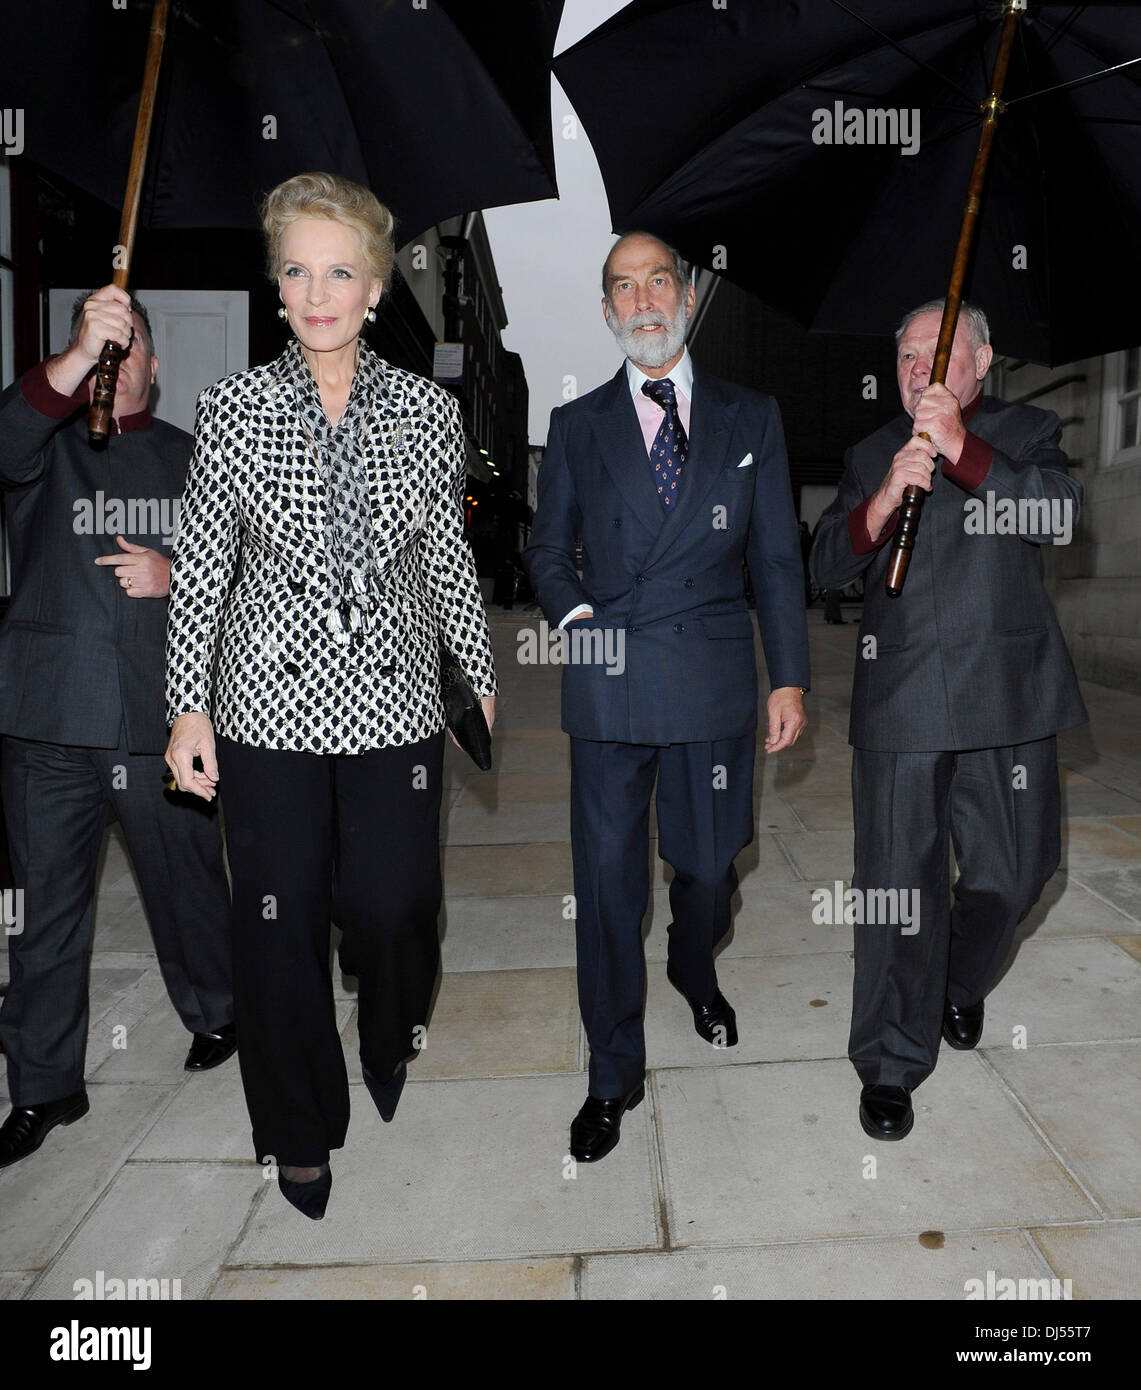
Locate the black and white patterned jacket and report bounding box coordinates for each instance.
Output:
[165,339,497,754]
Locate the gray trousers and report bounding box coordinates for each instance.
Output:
[0,726,233,1106]
[849,736,1060,1091]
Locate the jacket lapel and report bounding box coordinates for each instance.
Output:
[588,367,667,537]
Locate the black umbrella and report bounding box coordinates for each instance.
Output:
[555,0,1141,368]
[5,0,564,437]
[6,0,563,240]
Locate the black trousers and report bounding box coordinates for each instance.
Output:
[849,736,1061,1090]
[215,730,445,1167]
[0,727,232,1106]
[570,729,756,1098]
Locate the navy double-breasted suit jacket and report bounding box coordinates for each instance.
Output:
[524,361,810,744]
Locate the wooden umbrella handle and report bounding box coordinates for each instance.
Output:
[87,0,170,445]
[885,463,930,596]
[88,265,131,444]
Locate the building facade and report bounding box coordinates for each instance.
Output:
[688,270,899,530]
[990,350,1141,694]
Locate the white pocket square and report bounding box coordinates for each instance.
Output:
[737,453,754,468]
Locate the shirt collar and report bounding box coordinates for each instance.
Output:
[625,346,694,401]
[114,406,153,433]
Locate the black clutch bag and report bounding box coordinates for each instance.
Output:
[439,643,492,770]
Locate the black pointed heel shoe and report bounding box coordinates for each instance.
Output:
[362,1061,407,1123]
[277,1165,332,1219]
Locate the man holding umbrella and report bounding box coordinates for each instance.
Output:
[526,232,809,1163]
[811,299,1086,1141]
[0,285,235,1169]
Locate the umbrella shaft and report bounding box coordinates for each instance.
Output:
[89,0,170,445]
[888,1,1023,595]
[116,0,169,278]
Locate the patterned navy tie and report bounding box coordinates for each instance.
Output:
[641,376,688,508]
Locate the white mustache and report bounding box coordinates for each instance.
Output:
[621,312,671,332]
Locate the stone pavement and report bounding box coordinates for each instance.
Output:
[2,605,1139,1301]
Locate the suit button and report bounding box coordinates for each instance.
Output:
[635,574,646,584]
[628,625,639,634]
[673,623,685,633]
[282,661,301,677]
[612,518,622,528]
[684,577,695,588]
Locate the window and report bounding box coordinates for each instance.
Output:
[1100,348,1141,467]
[1118,347,1140,452]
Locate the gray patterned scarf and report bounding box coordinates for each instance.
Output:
[285,339,384,647]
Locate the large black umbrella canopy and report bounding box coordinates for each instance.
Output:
[5,0,564,242]
[555,1,1141,366]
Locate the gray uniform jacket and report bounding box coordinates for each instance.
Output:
[810,395,1087,752]
[0,361,188,754]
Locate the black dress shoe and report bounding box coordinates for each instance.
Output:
[277,1166,332,1220]
[361,1061,407,1123]
[943,999,985,1050]
[0,1091,90,1168]
[859,1084,914,1141]
[184,1022,237,1071]
[570,1084,645,1163]
[666,964,738,1047]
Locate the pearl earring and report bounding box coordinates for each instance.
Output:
[277,306,287,320]
[365,307,377,324]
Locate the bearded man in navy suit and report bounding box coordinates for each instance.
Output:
[525,233,810,1162]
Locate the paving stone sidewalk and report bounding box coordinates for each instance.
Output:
[2,605,1139,1301]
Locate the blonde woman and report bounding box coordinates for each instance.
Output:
[164,173,496,1218]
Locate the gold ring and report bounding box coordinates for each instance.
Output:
[126,577,133,588]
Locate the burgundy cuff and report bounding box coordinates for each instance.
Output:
[21,358,87,420]
[942,429,993,491]
[847,495,898,555]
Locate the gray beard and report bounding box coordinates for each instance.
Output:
[607,304,689,369]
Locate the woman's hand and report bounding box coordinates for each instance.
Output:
[445,694,496,754]
[164,712,219,801]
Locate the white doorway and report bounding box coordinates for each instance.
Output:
[48,288,248,436]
